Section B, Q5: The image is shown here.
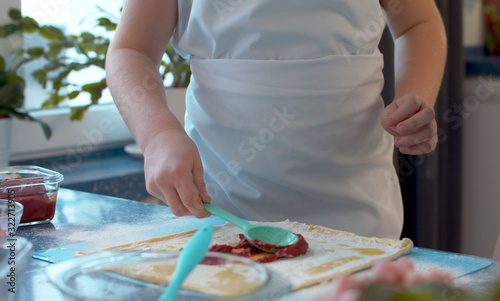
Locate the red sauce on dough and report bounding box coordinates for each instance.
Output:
[209,233,308,263]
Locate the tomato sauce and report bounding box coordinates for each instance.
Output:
[17,194,57,223]
[0,180,57,224]
[209,233,308,263]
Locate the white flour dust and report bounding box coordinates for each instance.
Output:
[22,211,197,252]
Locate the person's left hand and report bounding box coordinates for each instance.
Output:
[381,93,438,155]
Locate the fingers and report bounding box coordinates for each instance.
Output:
[395,123,438,154]
[395,121,437,148]
[381,102,399,136]
[394,106,435,136]
[385,94,424,128]
[385,94,435,135]
[162,188,190,216]
[143,131,211,219]
[173,168,211,218]
[398,133,438,155]
[145,167,193,216]
[382,94,438,155]
[192,152,211,204]
[147,170,211,218]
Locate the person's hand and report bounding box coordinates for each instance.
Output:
[142,130,211,218]
[381,94,438,155]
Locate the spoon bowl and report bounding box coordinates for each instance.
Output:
[203,203,298,253]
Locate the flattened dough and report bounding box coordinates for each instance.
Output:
[76,220,413,293]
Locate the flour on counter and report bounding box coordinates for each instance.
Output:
[20,211,200,252]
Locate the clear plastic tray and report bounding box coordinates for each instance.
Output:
[46,251,291,301]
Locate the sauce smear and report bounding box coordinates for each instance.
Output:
[209,233,308,263]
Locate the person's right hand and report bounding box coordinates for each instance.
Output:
[142,130,211,218]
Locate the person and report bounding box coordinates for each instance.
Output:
[106,0,446,239]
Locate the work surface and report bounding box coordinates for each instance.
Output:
[13,189,500,300]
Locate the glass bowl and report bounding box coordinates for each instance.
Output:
[46,251,291,301]
[0,199,23,236]
[0,166,64,225]
[0,237,33,301]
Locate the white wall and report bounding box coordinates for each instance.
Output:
[460,1,500,258]
[461,77,500,258]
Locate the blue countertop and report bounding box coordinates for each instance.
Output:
[10,189,500,300]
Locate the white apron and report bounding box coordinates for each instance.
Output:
[173,0,403,238]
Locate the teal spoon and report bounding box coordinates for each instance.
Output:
[204,203,298,253]
[157,224,213,301]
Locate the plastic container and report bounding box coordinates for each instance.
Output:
[0,237,33,301]
[46,251,291,301]
[0,200,23,237]
[0,166,64,225]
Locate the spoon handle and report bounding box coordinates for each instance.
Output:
[204,203,252,231]
[157,224,213,301]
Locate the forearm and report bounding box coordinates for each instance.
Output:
[106,48,184,149]
[393,19,447,107]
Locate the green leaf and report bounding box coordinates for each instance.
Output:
[19,17,39,33]
[52,79,63,90]
[0,85,24,108]
[58,70,71,80]
[0,71,5,86]
[27,114,52,139]
[47,44,63,57]
[41,98,52,109]
[42,93,65,108]
[32,69,48,86]
[8,9,22,21]
[40,25,65,40]
[42,60,63,72]
[4,108,52,139]
[82,79,106,104]
[5,72,25,86]
[93,43,109,57]
[70,105,91,121]
[60,38,76,48]
[97,18,117,31]
[68,62,88,71]
[80,32,96,42]
[67,91,80,99]
[0,57,5,71]
[0,24,19,37]
[26,47,45,58]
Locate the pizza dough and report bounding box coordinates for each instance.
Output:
[76,220,413,295]
[106,259,267,298]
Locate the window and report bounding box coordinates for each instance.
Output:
[2,0,133,161]
[21,0,123,109]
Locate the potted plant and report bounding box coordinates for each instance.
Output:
[2,7,191,121]
[0,9,52,166]
[22,6,191,121]
[0,7,191,164]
